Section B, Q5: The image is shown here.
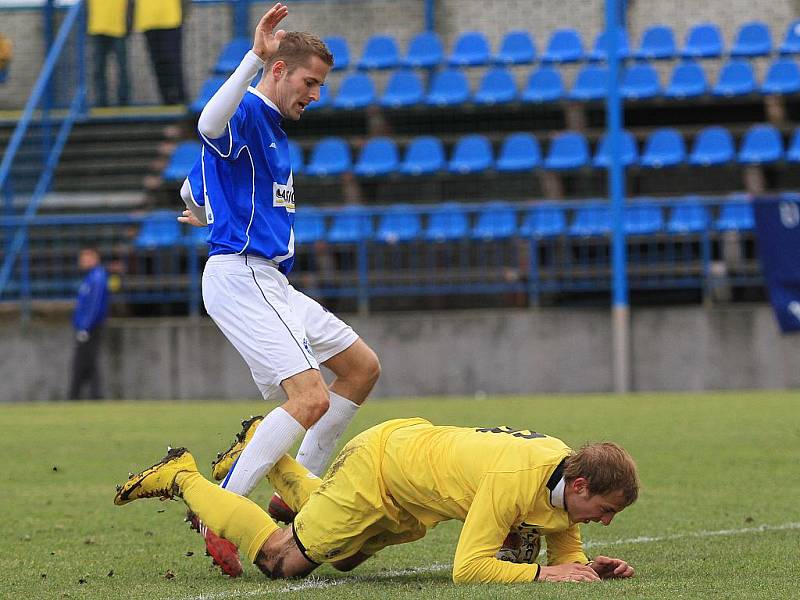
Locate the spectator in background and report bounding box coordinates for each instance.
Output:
[0,32,13,83]
[69,247,110,400]
[87,0,130,106]
[134,0,187,105]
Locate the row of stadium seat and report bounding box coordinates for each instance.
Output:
[163,124,800,181]
[191,58,800,113]
[134,199,756,249]
[214,21,800,73]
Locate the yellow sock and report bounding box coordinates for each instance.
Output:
[177,472,279,563]
[267,454,322,512]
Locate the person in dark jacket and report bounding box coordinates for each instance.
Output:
[69,247,110,400]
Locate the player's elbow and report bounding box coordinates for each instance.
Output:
[451,561,481,584]
[197,112,226,140]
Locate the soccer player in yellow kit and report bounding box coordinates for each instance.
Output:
[115,418,638,583]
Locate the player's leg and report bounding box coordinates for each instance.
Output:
[203,256,328,497]
[266,453,322,511]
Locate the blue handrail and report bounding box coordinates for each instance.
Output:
[0,0,86,300]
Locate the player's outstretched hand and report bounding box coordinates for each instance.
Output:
[253,2,289,61]
[178,209,204,228]
[588,555,634,579]
[537,563,601,582]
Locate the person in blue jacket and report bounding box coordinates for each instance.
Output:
[69,247,110,400]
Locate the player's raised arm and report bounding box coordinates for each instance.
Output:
[197,3,288,139]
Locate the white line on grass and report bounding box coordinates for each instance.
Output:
[176,522,800,600]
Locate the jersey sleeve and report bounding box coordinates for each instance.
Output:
[545,524,589,565]
[451,470,543,584]
[198,102,250,161]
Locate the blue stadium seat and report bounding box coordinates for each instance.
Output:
[214,37,251,74]
[541,28,584,63]
[689,126,735,166]
[190,76,226,113]
[289,140,304,175]
[544,131,590,170]
[714,201,754,231]
[681,23,724,58]
[588,29,630,62]
[667,199,710,233]
[519,204,566,238]
[353,137,400,177]
[761,59,800,95]
[375,205,422,242]
[521,67,564,102]
[324,36,350,71]
[633,24,677,60]
[184,223,209,247]
[135,210,181,248]
[304,84,330,111]
[569,65,608,101]
[473,67,517,104]
[620,63,661,100]
[380,70,424,107]
[787,128,800,162]
[664,61,707,98]
[162,141,201,181]
[448,31,491,66]
[402,31,444,68]
[737,124,783,164]
[448,134,494,174]
[471,202,518,240]
[712,60,756,97]
[592,130,638,168]
[639,128,686,168]
[326,206,373,243]
[730,21,772,57]
[425,69,470,106]
[496,132,541,172]
[569,203,611,236]
[332,73,376,109]
[424,202,469,241]
[624,202,664,235]
[495,30,536,64]
[399,136,446,175]
[293,209,326,244]
[357,34,400,70]
[305,137,352,176]
[780,20,800,54]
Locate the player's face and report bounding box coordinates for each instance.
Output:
[276,55,330,120]
[565,481,626,526]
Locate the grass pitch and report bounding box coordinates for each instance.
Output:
[1,391,798,599]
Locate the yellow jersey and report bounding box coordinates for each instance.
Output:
[133,0,182,32]
[381,420,588,583]
[87,0,128,38]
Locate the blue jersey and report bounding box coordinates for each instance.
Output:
[73,266,109,332]
[194,87,296,274]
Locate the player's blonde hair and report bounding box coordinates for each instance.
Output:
[268,31,334,72]
[564,442,639,506]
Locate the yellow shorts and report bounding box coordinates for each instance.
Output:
[292,418,430,563]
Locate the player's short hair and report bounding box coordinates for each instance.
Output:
[268,31,334,72]
[564,442,639,506]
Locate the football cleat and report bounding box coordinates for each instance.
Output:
[267,494,297,524]
[211,415,264,481]
[186,512,243,577]
[114,447,196,506]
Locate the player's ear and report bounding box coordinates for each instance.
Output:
[271,60,287,80]
[571,477,590,496]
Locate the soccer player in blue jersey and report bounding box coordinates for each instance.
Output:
[176,3,381,574]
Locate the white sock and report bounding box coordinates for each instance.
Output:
[221,406,305,496]
[296,392,360,476]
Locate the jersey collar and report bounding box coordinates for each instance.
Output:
[550,477,566,510]
[247,86,283,119]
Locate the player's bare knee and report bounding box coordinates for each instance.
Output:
[351,348,381,395]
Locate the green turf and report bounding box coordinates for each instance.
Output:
[2,391,798,599]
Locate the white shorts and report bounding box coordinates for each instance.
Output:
[202,254,359,401]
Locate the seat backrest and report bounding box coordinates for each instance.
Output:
[426,202,469,239]
[715,201,754,230]
[683,22,724,57]
[324,36,350,70]
[214,37,252,73]
[427,68,470,102]
[691,126,734,162]
[309,138,352,173]
[764,58,800,88]
[499,132,541,162]
[449,31,491,65]
[384,70,424,98]
[335,72,375,105]
[525,67,563,98]
[293,210,326,244]
[357,137,399,166]
[327,206,373,242]
[571,65,609,99]
[739,124,782,157]
[523,204,567,237]
[667,61,707,91]
[450,134,493,167]
[404,31,443,67]
[473,202,518,238]
[496,30,536,64]
[547,131,590,165]
[593,130,638,167]
[622,63,660,96]
[543,28,584,62]
[716,60,755,90]
[376,206,421,241]
[731,21,772,56]
[402,136,445,171]
[359,34,400,69]
[590,29,630,60]
[642,128,686,165]
[570,203,611,235]
[476,67,516,99]
[780,19,800,53]
[667,199,709,233]
[624,202,664,234]
[637,24,676,59]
